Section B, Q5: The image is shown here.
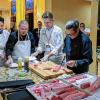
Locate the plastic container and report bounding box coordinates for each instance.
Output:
[24,57,29,72]
[18,57,23,70]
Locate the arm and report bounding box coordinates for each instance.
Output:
[49,29,63,57]
[29,32,35,54]
[5,32,17,59]
[76,38,93,67]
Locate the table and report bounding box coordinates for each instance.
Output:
[0,67,47,100]
[0,67,46,84]
[0,66,72,100]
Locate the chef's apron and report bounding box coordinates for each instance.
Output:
[45,28,62,65]
[0,30,8,67]
[12,33,31,62]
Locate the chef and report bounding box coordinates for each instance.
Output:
[0,16,10,67]
[63,20,93,74]
[5,20,35,66]
[32,11,63,65]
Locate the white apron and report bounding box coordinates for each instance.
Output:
[12,33,31,62]
[0,30,10,67]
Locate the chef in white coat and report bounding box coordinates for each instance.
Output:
[32,11,63,65]
[5,20,35,66]
[0,16,10,67]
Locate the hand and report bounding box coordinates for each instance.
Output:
[41,55,49,62]
[66,60,76,67]
[31,52,39,57]
[0,53,5,59]
[91,77,100,89]
[61,53,66,61]
[5,57,13,67]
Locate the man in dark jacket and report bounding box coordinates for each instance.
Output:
[32,21,42,47]
[63,20,93,74]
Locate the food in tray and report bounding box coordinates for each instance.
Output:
[43,66,64,72]
[64,73,97,90]
[30,61,71,73]
[26,79,89,100]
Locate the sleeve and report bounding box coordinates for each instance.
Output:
[29,32,35,53]
[76,39,93,67]
[63,38,67,53]
[37,29,45,53]
[5,32,17,58]
[51,29,63,54]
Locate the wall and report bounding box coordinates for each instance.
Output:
[0,0,10,10]
[90,1,98,74]
[34,0,45,28]
[45,0,52,12]
[0,0,11,29]
[2,10,11,29]
[52,0,91,33]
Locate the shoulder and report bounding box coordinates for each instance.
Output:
[81,31,91,43]
[54,25,62,32]
[40,28,46,35]
[28,31,33,35]
[65,34,70,39]
[3,30,10,35]
[28,32,34,38]
[9,31,17,40]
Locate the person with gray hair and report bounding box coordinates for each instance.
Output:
[5,20,35,66]
[32,11,63,65]
[63,20,93,74]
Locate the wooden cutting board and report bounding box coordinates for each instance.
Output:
[29,61,72,79]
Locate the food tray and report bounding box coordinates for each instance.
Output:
[26,79,89,100]
[61,73,97,93]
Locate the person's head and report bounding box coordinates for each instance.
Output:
[37,21,42,29]
[0,16,4,33]
[18,20,29,36]
[80,23,85,31]
[42,11,54,29]
[65,20,79,38]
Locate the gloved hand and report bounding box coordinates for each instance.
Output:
[5,57,13,67]
[41,55,49,62]
[31,51,39,57]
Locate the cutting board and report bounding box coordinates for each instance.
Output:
[29,61,72,79]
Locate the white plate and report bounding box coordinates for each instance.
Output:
[10,62,24,68]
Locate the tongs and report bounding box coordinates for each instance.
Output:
[0,85,26,93]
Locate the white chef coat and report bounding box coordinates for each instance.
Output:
[37,25,63,65]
